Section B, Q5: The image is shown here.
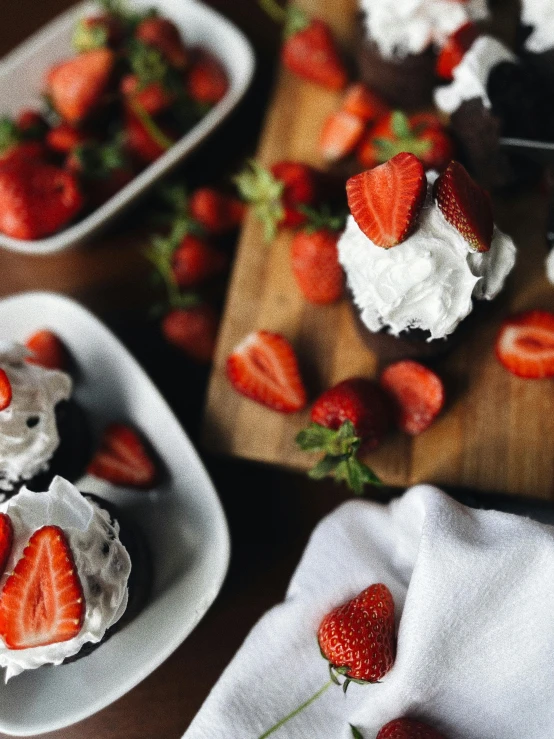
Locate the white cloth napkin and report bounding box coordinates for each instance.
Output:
[184,485,554,739]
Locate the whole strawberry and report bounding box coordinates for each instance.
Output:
[135,16,189,69]
[291,223,344,305]
[297,378,391,494]
[162,305,219,363]
[189,187,245,234]
[187,49,229,105]
[171,235,228,288]
[377,718,447,739]
[318,583,396,688]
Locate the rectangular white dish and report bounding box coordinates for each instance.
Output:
[0,0,255,255]
[0,291,230,736]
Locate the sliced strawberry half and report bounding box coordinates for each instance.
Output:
[380,360,445,435]
[88,423,157,488]
[496,310,554,378]
[0,514,13,574]
[0,525,85,649]
[342,83,388,123]
[346,152,426,248]
[434,160,493,252]
[0,369,12,411]
[319,110,365,162]
[226,331,307,413]
[25,330,68,371]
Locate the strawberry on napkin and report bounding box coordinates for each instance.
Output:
[184,486,554,739]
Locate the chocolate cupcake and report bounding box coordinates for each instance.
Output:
[0,342,91,500]
[356,0,490,109]
[338,163,516,361]
[0,477,151,679]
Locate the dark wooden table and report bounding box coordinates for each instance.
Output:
[0,2,355,738]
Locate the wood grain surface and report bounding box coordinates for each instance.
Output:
[204,0,554,499]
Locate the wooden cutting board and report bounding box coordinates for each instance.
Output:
[203,0,554,499]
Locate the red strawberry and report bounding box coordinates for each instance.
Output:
[291,228,344,304]
[0,369,12,412]
[357,111,454,172]
[346,152,426,248]
[187,50,229,104]
[0,160,83,240]
[162,305,219,363]
[124,106,173,164]
[46,123,88,154]
[319,110,365,162]
[25,330,68,371]
[0,514,13,574]
[135,17,188,69]
[436,22,480,80]
[0,525,85,649]
[188,187,245,234]
[377,718,447,739]
[171,235,228,288]
[120,74,174,116]
[88,423,157,488]
[282,16,347,91]
[495,310,554,378]
[272,161,317,227]
[342,83,389,123]
[318,583,396,685]
[226,330,307,412]
[0,142,45,168]
[16,110,47,138]
[46,48,115,125]
[434,160,493,252]
[380,360,445,435]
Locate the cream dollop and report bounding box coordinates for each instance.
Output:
[434,35,517,114]
[0,342,72,494]
[521,0,554,53]
[359,0,489,59]
[0,476,131,680]
[546,247,554,285]
[338,174,516,340]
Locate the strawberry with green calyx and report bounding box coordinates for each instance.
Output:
[259,0,347,90]
[234,160,318,242]
[357,111,454,172]
[257,583,396,739]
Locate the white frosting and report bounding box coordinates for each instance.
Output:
[521,0,554,53]
[359,0,489,59]
[0,342,72,495]
[434,35,517,114]
[338,173,516,340]
[0,477,131,680]
[546,247,554,284]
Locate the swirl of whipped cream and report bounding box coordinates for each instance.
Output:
[0,342,72,493]
[520,0,554,54]
[546,247,554,285]
[434,35,517,114]
[0,476,131,680]
[359,0,489,59]
[338,174,516,340]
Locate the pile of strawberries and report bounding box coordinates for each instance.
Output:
[0,2,228,240]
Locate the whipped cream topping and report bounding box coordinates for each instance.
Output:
[0,477,131,680]
[338,173,516,340]
[546,247,554,285]
[359,0,489,59]
[0,342,72,494]
[521,0,554,54]
[434,35,517,114]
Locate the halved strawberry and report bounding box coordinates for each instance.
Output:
[319,110,365,162]
[380,360,445,435]
[436,22,480,80]
[434,160,493,252]
[346,152,426,248]
[25,330,68,371]
[0,525,85,649]
[0,514,13,574]
[0,369,12,411]
[87,423,157,488]
[291,227,344,304]
[226,331,307,413]
[342,83,388,123]
[495,310,554,378]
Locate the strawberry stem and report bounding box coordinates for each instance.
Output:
[258,0,288,25]
[129,98,173,150]
[257,679,333,739]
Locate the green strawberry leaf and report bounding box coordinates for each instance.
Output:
[72,19,108,52]
[391,110,411,140]
[128,39,169,87]
[0,117,20,155]
[234,160,285,242]
[296,423,339,452]
[350,726,364,739]
[308,454,340,481]
[297,204,347,234]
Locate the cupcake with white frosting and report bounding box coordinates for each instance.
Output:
[356,0,490,108]
[338,153,516,360]
[0,476,151,680]
[0,342,91,500]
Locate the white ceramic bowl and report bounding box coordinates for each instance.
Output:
[0,0,255,255]
[0,291,230,736]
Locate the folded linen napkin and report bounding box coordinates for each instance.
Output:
[184,485,554,739]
